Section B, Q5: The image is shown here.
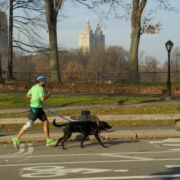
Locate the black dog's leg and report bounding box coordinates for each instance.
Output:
[55,136,64,148]
[62,130,72,150]
[94,134,107,148]
[80,134,88,148]
[61,140,66,150]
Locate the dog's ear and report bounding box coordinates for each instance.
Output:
[53,119,56,123]
[98,121,104,127]
[99,121,105,125]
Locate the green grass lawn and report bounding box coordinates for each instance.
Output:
[0,93,179,131]
[0,93,180,117]
[0,93,174,109]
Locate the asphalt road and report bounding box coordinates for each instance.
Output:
[1,138,180,180]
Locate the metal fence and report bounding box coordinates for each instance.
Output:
[1,71,180,94]
[1,71,180,84]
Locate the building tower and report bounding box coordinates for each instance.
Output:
[79,20,94,52]
[0,11,8,49]
[79,20,105,52]
[94,22,105,50]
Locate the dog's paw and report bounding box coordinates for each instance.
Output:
[55,144,59,148]
[103,145,108,148]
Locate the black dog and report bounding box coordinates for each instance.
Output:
[52,119,112,149]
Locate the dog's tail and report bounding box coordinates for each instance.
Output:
[52,119,68,128]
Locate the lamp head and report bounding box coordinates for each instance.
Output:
[165,40,173,52]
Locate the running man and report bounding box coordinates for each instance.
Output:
[12,75,56,148]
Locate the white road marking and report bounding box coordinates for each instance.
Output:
[149,138,180,150]
[163,138,180,142]
[41,174,180,180]
[20,143,33,156]
[2,150,175,159]
[0,149,178,161]
[166,165,180,168]
[169,148,180,151]
[149,138,180,144]
[0,143,33,159]
[149,143,160,148]
[17,143,34,162]
[0,144,25,158]
[149,141,162,144]
[1,156,180,167]
[19,166,128,178]
[163,144,180,147]
[21,166,113,178]
[9,144,25,156]
[100,153,153,160]
[114,169,128,172]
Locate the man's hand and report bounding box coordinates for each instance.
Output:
[26,94,32,99]
[47,91,51,96]
[41,91,51,102]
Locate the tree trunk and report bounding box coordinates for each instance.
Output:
[45,0,62,83]
[0,54,4,83]
[49,21,61,83]
[8,0,14,79]
[129,0,147,83]
[129,25,140,83]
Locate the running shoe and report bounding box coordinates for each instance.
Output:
[46,139,57,146]
[12,137,20,149]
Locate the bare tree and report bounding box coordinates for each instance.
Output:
[93,0,177,83]
[44,0,64,83]
[0,54,3,83]
[129,0,166,82]
[44,0,95,83]
[8,0,13,79]
[106,46,129,73]
[139,55,160,82]
[171,46,180,72]
[0,0,7,11]
[8,0,50,79]
[0,3,8,82]
[141,55,160,72]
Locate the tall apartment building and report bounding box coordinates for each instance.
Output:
[79,20,105,52]
[0,11,8,49]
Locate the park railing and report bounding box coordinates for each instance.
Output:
[1,71,180,94]
[1,71,180,83]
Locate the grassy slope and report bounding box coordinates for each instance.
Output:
[0,93,179,131]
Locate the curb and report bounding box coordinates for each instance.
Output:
[1,129,180,144]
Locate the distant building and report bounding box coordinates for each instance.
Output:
[0,11,8,49]
[79,20,105,52]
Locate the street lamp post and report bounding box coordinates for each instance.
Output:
[165,40,173,100]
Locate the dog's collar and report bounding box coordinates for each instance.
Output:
[90,122,99,135]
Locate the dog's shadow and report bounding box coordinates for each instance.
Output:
[57,139,140,149]
[98,139,139,147]
[106,139,140,147]
[72,134,140,148]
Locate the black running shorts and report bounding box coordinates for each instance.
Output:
[28,107,47,122]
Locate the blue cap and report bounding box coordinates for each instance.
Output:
[37,75,47,82]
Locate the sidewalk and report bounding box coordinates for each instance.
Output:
[1,126,180,144]
[0,113,180,144]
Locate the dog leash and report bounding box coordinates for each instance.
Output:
[43,107,72,122]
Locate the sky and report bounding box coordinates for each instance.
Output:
[55,0,180,66]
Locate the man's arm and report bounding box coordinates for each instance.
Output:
[40,91,51,102]
[26,94,32,99]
